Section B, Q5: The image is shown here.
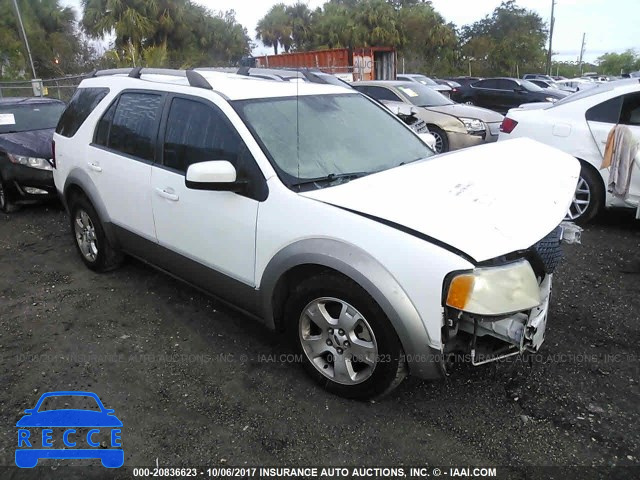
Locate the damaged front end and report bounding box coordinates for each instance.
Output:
[441,222,582,368]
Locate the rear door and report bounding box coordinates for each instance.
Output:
[89,91,164,240]
[469,79,499,109]
[587,92,640,204]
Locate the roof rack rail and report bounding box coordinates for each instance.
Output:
[91,68,212,90]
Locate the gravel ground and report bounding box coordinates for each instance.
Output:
[0,204,639,479]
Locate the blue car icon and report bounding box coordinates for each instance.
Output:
[16,391,123,468]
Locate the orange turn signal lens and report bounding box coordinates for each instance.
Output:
[446,275,475,310]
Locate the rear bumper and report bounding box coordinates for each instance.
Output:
[1,163,56,202]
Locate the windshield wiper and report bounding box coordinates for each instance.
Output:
[292,171,370,188]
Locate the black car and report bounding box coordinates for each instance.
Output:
[0,97,65,212]
[455,77,568,114]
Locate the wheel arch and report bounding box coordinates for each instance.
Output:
[260,238,445,380]
[576,156,606,209]
[63,169,118,246]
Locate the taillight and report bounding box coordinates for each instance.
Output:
[500,117,518,134]
[452,87,458,93]
[51,140,56,168]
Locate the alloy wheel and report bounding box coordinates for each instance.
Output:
[431,131,444,153]
[74,209,98,262]
[565,176,591,220]
[299,297,378,385]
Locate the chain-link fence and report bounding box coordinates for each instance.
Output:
[0,74,88,103]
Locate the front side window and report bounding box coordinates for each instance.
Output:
[108,92,163,161]
[0,102,65,134]
[162,97,246,173]
[233,94,434,189]
[56,87,109,137]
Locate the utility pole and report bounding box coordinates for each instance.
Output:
[578,33,586,76]
[11,0,37,80]
[546,0,556,75]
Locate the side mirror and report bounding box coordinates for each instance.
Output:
[185,161,246,192]
[514,86,526,93]
[419,132,437,150]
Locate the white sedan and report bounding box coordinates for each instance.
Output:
[498,79,640,223]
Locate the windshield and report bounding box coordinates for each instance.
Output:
[0,102,65,134]
[233,94,433,189]
[521,80,544,92]
[396,84,453,107]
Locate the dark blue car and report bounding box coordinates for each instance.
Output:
[15,391,123,468]
[0,97,65,213]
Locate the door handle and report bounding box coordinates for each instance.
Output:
[87,162,102,172]
[155,187,179,202]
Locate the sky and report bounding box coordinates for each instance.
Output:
[59,0,639,63]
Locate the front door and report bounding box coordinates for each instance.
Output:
[151,95,262,286]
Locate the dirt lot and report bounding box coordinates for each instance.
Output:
[1,204,639,478]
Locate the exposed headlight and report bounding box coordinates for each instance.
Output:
[459,117,486,134]
[446,260,541,315]
[7,154,53,171]
[544,96,558,103]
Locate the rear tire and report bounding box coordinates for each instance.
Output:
[285,272,407,400]
[565,164,604,225]
[69,194,123,272]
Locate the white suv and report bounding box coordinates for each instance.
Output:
[53,68,580,399]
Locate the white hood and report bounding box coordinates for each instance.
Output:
[301,138,580,262]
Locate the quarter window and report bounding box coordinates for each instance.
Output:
[56,87,109,137]
[108,92,163,161]
[586,96,623,124]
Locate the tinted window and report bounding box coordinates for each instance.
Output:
[496,79,517,90]
[586,96,623,124]
[163,97,245,173]
[0,102,65,134]
[94,100,117,146]
[620,93,640,126]
[475,79,498,89]
[356,86,403,102]
[109,92,163,161]
[56,88,109,137]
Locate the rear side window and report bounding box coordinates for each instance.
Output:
[586,96,623,124]
[56,87,109,137]
[474,79,498,89]
[104,92,163,161]
[620,93,640,126]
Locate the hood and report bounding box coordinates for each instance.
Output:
[300,138,580,263]
[0,128,54,158]
[423,103,504,123]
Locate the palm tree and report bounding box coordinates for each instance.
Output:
[255,3,292,55]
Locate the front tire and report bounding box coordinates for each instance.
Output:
[69,194,123,272]
[428,125,449,153]
[285,273,407,399]
[565,164,604,225]
[0,177,19,213]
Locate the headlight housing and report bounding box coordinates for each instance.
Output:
[446,260,541,315]
[7,154,53,171]
[544,96,558,103]
[459,117,486,135]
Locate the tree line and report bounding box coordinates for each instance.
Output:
[0,0,632,81]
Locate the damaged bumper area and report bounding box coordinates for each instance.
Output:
[441,225,579,367]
